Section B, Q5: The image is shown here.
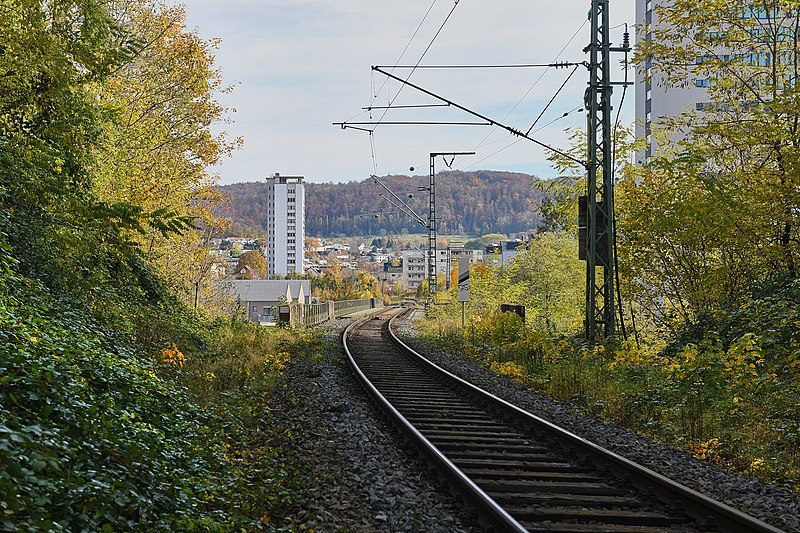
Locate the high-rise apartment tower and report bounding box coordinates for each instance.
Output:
[266,173,305,278]
[635,0,709,160]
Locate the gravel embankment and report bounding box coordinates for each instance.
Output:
[275,312,799,532]
[393,316,800,533]
[273,316,479,532]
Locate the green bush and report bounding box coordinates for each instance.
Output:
[0,273,318,530]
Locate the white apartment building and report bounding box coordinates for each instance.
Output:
[400,245,485,292]
[636,2,786,160]
[266,173,305,278]
[635,0,708,160]
[401,250,427,291]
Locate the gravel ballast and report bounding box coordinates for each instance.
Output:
[272,316,479,532]
[274,311,799,531]
[393,315,800,532]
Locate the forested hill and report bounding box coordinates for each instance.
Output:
[218,170,545,237]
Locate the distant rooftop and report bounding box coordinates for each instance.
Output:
[267,172,304,184]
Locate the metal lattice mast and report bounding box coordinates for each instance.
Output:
[428,155,437,296]
[427,152,473,298]
[585,0,616,341]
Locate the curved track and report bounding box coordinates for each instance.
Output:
[342,307,785,533]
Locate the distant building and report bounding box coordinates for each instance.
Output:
[368,251,391,263]
[485,240,525,268]
[381,261,403,290]
[401,250,427,291]
[443,241,482,277]
[266,173,305,278]
[220,279,311,324]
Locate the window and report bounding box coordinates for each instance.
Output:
[252,306,257,313]
[695,79,711,88]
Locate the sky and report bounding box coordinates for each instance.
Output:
[180,0,636,185]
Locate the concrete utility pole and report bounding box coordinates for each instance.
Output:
[583,0,630,341]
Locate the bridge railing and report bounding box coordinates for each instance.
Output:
[301,302,332,327]
[333,298,377,316]
[282,298,383,327]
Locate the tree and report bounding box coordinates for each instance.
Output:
[624,0,800,328]
[504,233,585,332]
[234,250,266,279]
[304,236,321,258]
[92,2,239,307]
[311,264,379,301]
[0,0,147,294]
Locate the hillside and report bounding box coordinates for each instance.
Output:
[218,170,545,237]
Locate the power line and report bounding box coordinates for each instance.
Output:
[337,121,492,127]
[373,0,463,130]
[462,105,583,171]
[376,62,582,69]
[370,65,586,167]
[526,65,581,135]
[370,0,439,107]
[340,0,441,164]
[456,18,588,167]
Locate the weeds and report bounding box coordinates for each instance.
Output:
[418,309,800,491]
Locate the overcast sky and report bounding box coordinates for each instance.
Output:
[180,0,636,185]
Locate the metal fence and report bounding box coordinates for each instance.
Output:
[301,302,331,327]
[287,298,383,327]
[333,299,376,316]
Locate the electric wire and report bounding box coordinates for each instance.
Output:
[526,65,581,135]
[461,106,583,153]
[367,0,459,177]
[612,83,629,341]
[369,132,379,176]
[371,0,439,106]
[462,105,583,171]
[373,0,463,130]
[341,0,440,126]
[379,63,582,69]
[355,7,586,173]
[611,25,631,341]
[456,18,588,168]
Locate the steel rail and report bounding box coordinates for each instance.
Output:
[384,312,785,533]
[342,309,528,532]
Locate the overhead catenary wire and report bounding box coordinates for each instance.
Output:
[369,65,586,167]
[526,64,581,135]
[342,11,588,174]
[369,131,379,176]
[455,18,589,168]
[353,0,460,177]
[370,0,439,107]
[377,62,583,69]
[372,0,463,131]
[462,105,584,171]
[339,0,441,127]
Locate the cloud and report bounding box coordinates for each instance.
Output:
[183,0,635,184]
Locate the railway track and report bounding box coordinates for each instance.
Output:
[342,306,785,533]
